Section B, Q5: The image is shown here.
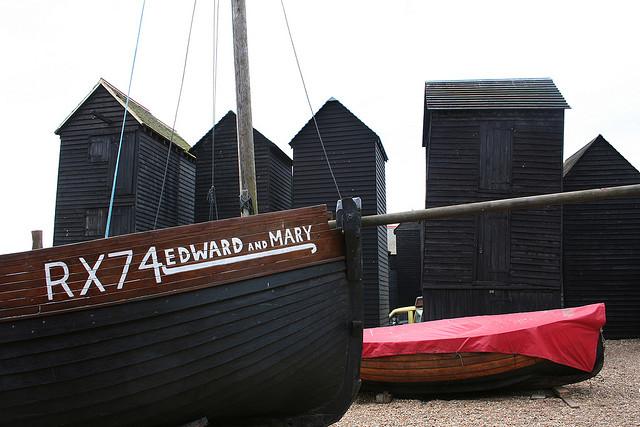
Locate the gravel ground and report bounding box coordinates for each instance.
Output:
[335,339,640,427]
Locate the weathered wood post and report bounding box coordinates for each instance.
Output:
[31,230,43,249]
[231,0,258,216]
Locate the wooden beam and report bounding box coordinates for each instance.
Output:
[553,386,580,408]
[329,184,640,228]
[231,0,258,216]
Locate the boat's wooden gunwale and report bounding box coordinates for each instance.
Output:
[0,207,330,274]
[0,205,331,264]
[0,205,344,322]
[362,351,519,368]
[0,227,342,298]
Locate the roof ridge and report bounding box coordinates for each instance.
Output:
[99,77,150,112]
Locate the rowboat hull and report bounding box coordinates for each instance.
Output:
[1,203,363,426]
[361,337,604,395]
[361,304,606,396]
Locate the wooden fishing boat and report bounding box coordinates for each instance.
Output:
[0,201,363,426]
[361,304,606,395]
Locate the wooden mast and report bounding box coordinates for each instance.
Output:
[231,0,258,216]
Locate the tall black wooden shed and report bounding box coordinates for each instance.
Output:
[394,222,423,307]
[421,78,569,320]
[190,111,292,222]
[53,78,195,246]
[563,135,640,338]
[290,98,389,327]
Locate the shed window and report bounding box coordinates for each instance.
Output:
[85,208,106,236]
[88,136,112,162]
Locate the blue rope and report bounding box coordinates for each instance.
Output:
[105,0,146,238]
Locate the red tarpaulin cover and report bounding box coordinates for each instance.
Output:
[363,303,606,372]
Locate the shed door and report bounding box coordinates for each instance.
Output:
[480,124,512,191]
[476,212,510,283]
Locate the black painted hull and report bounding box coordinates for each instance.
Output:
[0,261,362,426]
[361,337,605,396]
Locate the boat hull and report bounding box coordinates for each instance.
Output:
[1,261,360,426]
[0,204,364,426]
[361,337,604,396]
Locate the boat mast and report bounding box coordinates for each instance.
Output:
[231,0,258,216]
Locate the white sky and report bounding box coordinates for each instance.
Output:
[0,0,639,255]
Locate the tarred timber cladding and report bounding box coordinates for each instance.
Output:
[563,135,640,338]
[394,222,422,307]
[135,131,195,231]
[191,112,292,223]
[290,99,388,327]
[388,254,398,311]
[422,108,564,320]
[53,84,195,246]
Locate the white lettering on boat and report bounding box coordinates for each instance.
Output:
[44,261,73,300]
[42,224,315,301]
[79,255,105,295]
[108,250,133,289]
[161,243,316,276]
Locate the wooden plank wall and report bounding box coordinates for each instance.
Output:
[135,131,195,231]
[54,86,140,246]
[422,110,563,320]
[563,137,640,338]
[388,253,398,312]
[269,146,293,212]
[291,99,388,327]
[394,222,422,307]
[191,112,292,222]
[53,85,195,246]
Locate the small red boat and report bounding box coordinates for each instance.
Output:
[361,304,605,395]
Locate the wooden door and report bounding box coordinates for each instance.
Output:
[476,210,510,284]
[476,122,512,284]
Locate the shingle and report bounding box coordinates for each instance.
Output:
[425,78,570,110]
[100,79,191,152]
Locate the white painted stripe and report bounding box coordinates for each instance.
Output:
[161,243,318,276]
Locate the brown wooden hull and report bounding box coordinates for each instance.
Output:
[361,337,604,395]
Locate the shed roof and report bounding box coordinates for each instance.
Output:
[425,78,570,110]
[55,78,191,153]
[191,111,292,165]
[289,98,388,161]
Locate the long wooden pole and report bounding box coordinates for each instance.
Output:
[231,0,258,216]
[329,184,640,228]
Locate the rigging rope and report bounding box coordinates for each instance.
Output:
[280,0,342,200]
[105,0,146,238]
[153,0,198,229]
[208,0,221,221]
